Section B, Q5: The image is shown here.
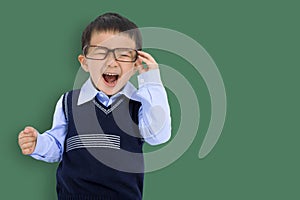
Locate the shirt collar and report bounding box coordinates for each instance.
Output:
[77,78,139,105]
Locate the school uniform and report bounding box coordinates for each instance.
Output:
[30,69,171,199]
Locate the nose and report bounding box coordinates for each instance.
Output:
[106,51,118,67]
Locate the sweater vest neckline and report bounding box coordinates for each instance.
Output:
[92,95,125,115]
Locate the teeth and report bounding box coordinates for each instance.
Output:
[104,73,118,76]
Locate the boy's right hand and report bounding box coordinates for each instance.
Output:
[18,126,38,155]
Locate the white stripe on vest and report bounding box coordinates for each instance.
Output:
[66,134,120,152]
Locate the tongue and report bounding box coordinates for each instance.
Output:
[103,74,118,83]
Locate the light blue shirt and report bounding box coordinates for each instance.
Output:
[31,69,171,163]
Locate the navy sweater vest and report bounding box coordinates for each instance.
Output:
[56,90,144,200]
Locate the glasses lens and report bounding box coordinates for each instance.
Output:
[86,46,108,60]
[115,48,137,62]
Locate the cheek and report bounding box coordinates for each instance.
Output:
[88,61,105,73]
[121,64,134,74]
[87,64,104,82]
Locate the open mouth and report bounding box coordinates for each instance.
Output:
[102,73,119,87]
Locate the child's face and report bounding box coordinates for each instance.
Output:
[79,31,138,95]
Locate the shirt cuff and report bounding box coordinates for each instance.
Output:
[30,131,46,157]
[137,69,162,87]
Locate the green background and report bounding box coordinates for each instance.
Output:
[0,0,299,199]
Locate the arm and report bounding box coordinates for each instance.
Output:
[135,51,172,145]
[18,95,67,163]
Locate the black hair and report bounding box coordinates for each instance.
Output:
[81,12,142,52]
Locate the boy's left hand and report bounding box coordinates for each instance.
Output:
[135,51,158,74]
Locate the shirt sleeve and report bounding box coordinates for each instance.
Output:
[30,95,67,163]
[137,69,172,145]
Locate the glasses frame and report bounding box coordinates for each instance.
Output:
[83,45,141,63]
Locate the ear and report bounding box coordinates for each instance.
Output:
[78,55,89,72]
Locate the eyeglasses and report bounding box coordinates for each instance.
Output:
[83,45,139,62]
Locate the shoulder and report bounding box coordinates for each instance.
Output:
[62,89,81,100]
[61,89,81,114]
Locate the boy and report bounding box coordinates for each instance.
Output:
[18,13,171,200]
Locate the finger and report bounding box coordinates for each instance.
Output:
[138,55,152,65]
[137,50,149,56]
[19,139,35,148]
[138,67,148,74]
[18,131,30,141]
[135,57,143,66]
[22,127,37,137]
[18,131,36,141]
[135,61,149,74]
[18,131,25,140]
[22,148,34,155]
[21,142,35,149]
[137,51,156,63]
[19,137,36,146]
[138,55,158,69]
[134,58,146,74]
[24,126,36,134]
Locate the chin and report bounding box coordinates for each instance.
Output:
[101,82,124,96]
